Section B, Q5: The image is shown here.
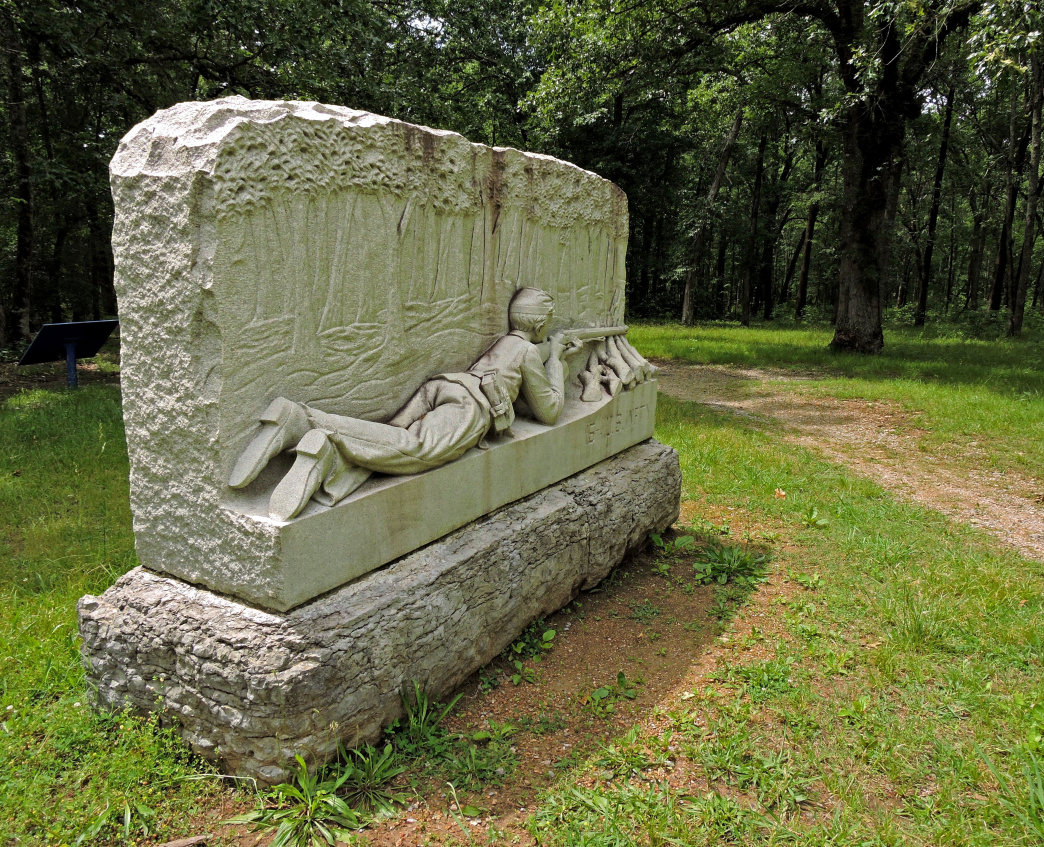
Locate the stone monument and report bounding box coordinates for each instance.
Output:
[78,97,681,783]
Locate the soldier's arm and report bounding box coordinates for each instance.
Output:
[520,335,583,424]
[519,343,566,424]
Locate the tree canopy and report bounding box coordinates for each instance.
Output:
[1,0,1041,351]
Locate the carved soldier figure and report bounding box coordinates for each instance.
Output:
[228,288,586,520]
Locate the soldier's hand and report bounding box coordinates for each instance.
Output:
[550,333,583,361]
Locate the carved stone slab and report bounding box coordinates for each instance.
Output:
[110,97,633,610]
[229,379,656,610]
[78,441,681,783]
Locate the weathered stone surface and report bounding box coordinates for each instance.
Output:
[78,440,680,784]
[227,378,656,610]
[111,97,634,610]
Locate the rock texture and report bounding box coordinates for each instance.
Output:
[110,97,633,609]
[78,440,680,784]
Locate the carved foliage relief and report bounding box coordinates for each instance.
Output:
[199,101,627,459]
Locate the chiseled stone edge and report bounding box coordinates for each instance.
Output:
[77,440,680,784]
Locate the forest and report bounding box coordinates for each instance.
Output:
[0,0,1041,353]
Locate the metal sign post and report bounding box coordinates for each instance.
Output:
[18,320,119,388]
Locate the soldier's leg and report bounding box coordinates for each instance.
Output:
[319,382,487,474]
[228,397,309,488]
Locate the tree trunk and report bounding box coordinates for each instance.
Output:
[945,188,956,313]
[966,188,986,309]
[741,133,767,327]
[2,14,34,346]
[914,84,955,326]
[87,203,117,318]
[759,137,792,321]
[1009,54,1042,336]
[681,106,743,324]
[831,104,904,354]
[989,101,1030,311]
[1032,253,1043,310]
[796,142,827,320]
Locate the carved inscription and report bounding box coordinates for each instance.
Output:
[586,399,650,447]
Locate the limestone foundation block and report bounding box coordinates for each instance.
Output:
[78,440,681,784]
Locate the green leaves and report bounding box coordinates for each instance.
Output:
[225,755,365,847]
[586,671,640,717]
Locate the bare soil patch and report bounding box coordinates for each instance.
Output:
[353,540,795,847]
[654,360,1044,563]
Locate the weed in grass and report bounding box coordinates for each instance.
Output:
[471,718,516,744]
[336,742,407,817]
[531,781,733,846]
[505,623,555,683]
[822,648,856,676]
[586,671,640,718]
[444,739,517,789]
[478,669,500,693]
[506,619,557,662]
[75,799,156,845]
[649,530,695,557]
[518,709,566,735]
[510,659,536,685]
[791,570,824,590]
[730,658,795,703]
[1013,694,1044,753]
[800,505,830,528]
[692,543,770,587]
[389,682,460,759]
[685,790,762,841]
[978,744,1044,841]
[796,621,821,640]
[594,727,666,779]
[225,754,364,846]
[684,516,733,539]
[628,598,661,624]
[884,591,952,652]
[838,695,874,725]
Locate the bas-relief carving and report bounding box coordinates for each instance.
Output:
[108,96,643,609]
[215,191,626,461]
[226,288,655,521]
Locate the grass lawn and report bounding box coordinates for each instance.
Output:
[2,320,1043,844]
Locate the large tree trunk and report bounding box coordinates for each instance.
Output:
[914,83,955,326]
[989,102,1030,311]
[681,106,743,324]
[759,137,792,321]
[1009,54,1042,336]
[831,105,905,354]
[825,0,978,353]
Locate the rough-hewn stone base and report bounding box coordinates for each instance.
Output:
[78,440,680,784]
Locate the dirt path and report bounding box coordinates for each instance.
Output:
[654,360,1044,563]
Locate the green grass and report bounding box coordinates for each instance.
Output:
[527,343,1044,844]
[632,318,1044,481]
[3,319,1044,844]
[0,386,229,844]
[523,315,1040,844]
